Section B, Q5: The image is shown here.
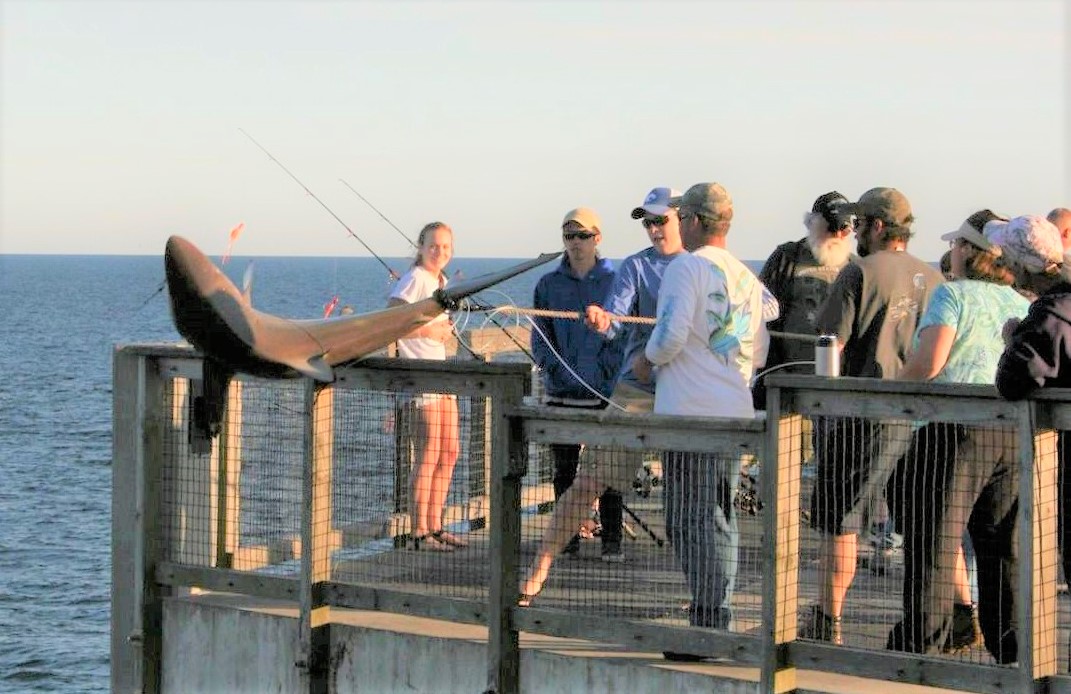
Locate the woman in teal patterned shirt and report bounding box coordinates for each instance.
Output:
[887,210,1030,663]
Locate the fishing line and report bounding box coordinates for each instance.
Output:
[751,360,816,384]
[523,313,628,412]
[238,128,401,281]
[475,289,526,331]
[490,299,629,409]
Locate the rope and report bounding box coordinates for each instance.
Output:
[496,306,656,325]
[493,306,821,344]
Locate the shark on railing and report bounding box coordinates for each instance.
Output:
[163,235,559,438]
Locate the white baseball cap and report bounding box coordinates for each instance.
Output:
[630,187,681,219]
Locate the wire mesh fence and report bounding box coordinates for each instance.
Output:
[121,346,1071,692]
[515,443,771,635]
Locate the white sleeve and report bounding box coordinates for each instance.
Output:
[753,283,772,369]
[390,268,430,304]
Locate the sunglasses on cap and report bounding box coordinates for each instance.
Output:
[641,215,669,229]
[562,231,597,240]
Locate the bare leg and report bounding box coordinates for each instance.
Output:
[819,532,857,618]
[411,401,443,538]
[520,473,606,598]
[954,546,973,606]
[428,396,460,533]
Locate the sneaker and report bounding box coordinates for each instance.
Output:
[561,535,580,558]
[601,545,624,563]
[943,603,983,653]
[799,604,842,645]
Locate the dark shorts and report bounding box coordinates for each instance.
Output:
[808,417,879,535]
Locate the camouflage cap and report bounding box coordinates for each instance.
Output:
[989,214,1063,273]
[562,207,602,232]
[855,187,913,229]
[668,182,733,220]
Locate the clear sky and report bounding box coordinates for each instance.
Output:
[1,0,1066,263]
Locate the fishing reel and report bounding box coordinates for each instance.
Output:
[434,289,462,312]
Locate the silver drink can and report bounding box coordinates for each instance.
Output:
[815,335,840,377]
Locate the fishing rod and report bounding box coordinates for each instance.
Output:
[339,178,417,250]
[337,179,537,363]
[135,280,167,311]
[238,128,400,281]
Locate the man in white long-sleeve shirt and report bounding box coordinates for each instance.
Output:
[637,182,772,659]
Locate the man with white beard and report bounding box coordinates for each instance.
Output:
[752,192,856,408]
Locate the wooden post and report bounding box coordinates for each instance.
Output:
[299,380,334,693]
[760,384,802,694]
[214,381,243,568]
[1017,403,1058,690]
[111,348,167,694]
[486,373,529,694]
[166,376,241,570]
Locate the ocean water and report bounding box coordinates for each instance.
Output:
[0,252,554,693]
[0,251,766,692]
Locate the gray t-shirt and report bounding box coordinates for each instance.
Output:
[817,249,945,379]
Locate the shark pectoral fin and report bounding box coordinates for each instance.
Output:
[286,354,334,383]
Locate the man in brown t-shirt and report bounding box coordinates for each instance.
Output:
[800,187,944,645]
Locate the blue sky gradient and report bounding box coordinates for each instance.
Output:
[1,0,1066,263]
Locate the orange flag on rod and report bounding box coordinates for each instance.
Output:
[221,222,246,265]
[323,295,340,319]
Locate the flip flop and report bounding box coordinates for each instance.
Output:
[412,534,454,552]
[432,530,469,548]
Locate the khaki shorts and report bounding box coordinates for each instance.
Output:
[577,382,654,493]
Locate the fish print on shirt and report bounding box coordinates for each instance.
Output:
[887,272,927,325]
[704,263,756,370]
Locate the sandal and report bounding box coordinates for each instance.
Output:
[518,593,534,607]
[411,534,454,552]
[517,575,545,607]
[432,530,469,548]
[577,519,601,540]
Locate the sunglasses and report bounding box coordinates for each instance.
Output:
[562,231,597,241]
[642,215,669,229]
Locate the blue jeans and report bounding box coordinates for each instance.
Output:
[664,452,740,629]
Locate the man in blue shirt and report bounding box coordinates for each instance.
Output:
[584,188,683,562]
[531,207,624,559]
[586,187,684,408]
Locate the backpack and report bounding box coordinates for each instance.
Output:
[752,238,804,409]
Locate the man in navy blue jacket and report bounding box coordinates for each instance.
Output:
[997,263,1071,608]
[531,207,624,559]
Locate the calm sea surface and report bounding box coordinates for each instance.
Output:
[0,251,764,692]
